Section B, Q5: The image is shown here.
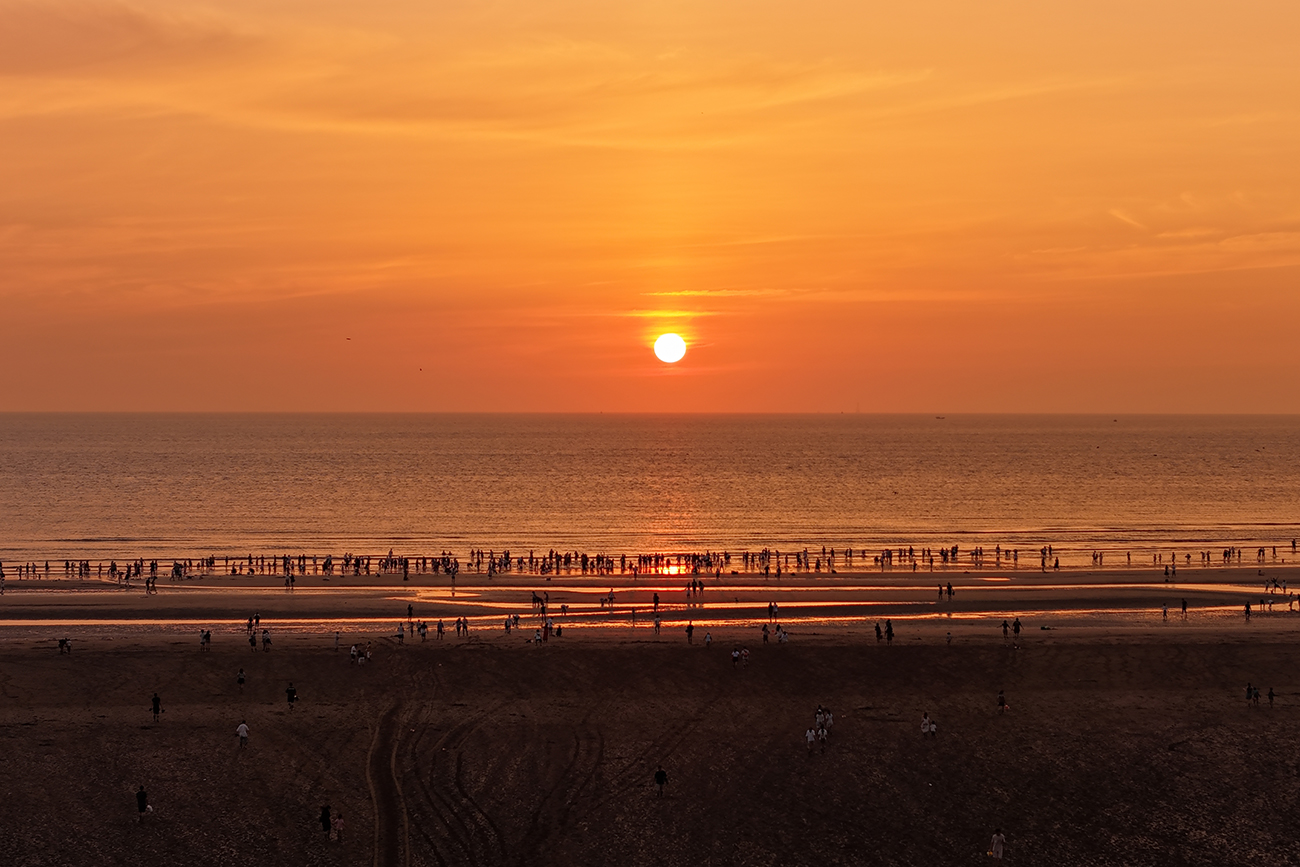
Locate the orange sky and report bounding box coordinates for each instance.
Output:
[2,0,1298,411]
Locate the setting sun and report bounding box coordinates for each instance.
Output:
[653,333,687,364]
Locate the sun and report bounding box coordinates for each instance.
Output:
[653,333,686,363]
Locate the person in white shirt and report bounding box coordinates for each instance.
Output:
[990,829,1006,859]
[805,728,816,753]
[236,721,249,748]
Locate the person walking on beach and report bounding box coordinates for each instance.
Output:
[1268,687,1275,708]
[332,812,344,842]
[990,829,1006,859]
[286,682,298,711]
[998,690,1007,713]
[151,693,162,723]
[236,720,249,748]
[654,766,668,797]
[686,621,694,644]
[874,622,882,642]
[885,619,894,645]
[1001,620,1009,642]
[136,785,149,822]
[1012,618,1022,642]
[320,805,331,837]
[237,668,245,692]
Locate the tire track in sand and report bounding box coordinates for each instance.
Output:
[367,702,410,867]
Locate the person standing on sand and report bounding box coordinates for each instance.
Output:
[654,766,668,797]
[885,620,894,644]
[320,805,331,837]
[236,720,249,748]
[332,812,344,842]
[990,829,1006,859]
[286,682,298,711]
[806,727,815,753]
[151,693,162,722]
[136,785,149,822]
[1268,687,1275,708]
[1012,617,1022,642]
[237,668,245,692]
[686,621,694,644]
[875,622,882,642]
[998,690,1007,713]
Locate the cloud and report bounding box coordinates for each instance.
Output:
[643,289,790,297]
[1108,209,1147,230]
[0,0,253,76]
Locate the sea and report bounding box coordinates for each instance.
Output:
[0,414,1297,566]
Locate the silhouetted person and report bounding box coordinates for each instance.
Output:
[654,766,668,797]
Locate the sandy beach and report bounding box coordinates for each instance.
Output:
[2,567,1300,865]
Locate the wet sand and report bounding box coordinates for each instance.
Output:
[2,569,1300,865]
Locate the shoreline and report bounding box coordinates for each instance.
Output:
[3,566,1298,643]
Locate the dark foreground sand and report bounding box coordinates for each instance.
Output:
[3,628,1300,865]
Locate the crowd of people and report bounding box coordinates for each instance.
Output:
[5,538,1296,590]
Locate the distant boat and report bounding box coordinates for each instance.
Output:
[935,416,946,419]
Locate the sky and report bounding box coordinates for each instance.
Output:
[2,0,1298,412]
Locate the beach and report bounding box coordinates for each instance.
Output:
[3,568,1300,865]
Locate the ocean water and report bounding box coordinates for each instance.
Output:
[0,414,1296,563]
